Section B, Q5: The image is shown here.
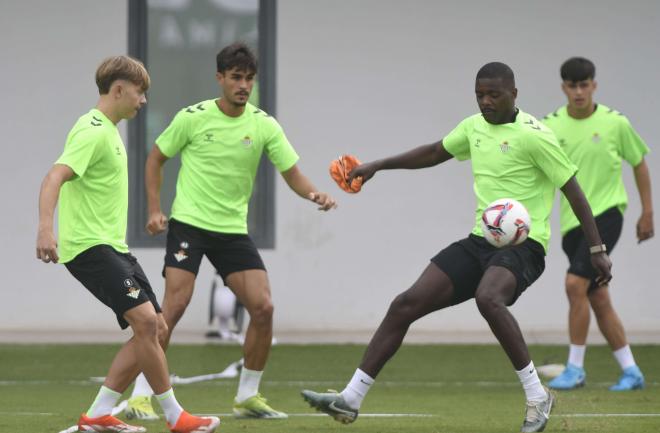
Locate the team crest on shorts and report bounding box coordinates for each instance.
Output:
[123,278,134,288]
[126,287,141,299]
[175,241,189,262]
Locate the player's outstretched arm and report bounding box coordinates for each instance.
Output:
[36,164,75,263]
[280,164,337,211]
[144,145,170,235]
[347,140,453,185]
[560,176,612,285]
[633,158,654,242]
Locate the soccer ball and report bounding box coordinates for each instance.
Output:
[480,198,531,247]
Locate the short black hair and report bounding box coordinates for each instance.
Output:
[560,57,595,82]
[216,42,258,74]
[476,62,515,87]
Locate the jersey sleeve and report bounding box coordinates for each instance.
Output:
[55,126,102,178]
[262,116,299,172]
[442,117,472,161]
[527,129,577,188]
[617,116,649,167]
[155,109,192,158]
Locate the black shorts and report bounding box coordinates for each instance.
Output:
[431,234,546,306]
[562,206,623,291]
[65,245,162,329]
[164,218,266,282]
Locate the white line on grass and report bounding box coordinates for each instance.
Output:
[558,413,660,418]
[14,411,660,418]
[0,411,56,416]
[2,379,658,388]
[206,413,436,418]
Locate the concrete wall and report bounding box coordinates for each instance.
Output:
[2,0,658,343]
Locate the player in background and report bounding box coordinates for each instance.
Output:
[543,57,653,391]
[36,56,219,433]
[124,42,336,420]
[301,62,611,433]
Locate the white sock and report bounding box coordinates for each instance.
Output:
[516,361,547,402]
[341,368,374,410]
[568,344,586,368]
[613,345,636,370]
[86,385,121,418]
[155,388,184,426]
[131,373,154,398]
[236,368,263,402]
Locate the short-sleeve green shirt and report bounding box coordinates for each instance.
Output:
[543,104,649,234]
[156,100,299,234]
[56,109,129,263]
[443,110,577,252]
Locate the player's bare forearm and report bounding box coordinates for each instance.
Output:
[633,159,653,216]
[145,145,168,215]
[281,164,336,210]
[376,140,453,171]
[633,159,654,241]
[38,165,74,231]
[37,164,74,263]
[281,164,319,198]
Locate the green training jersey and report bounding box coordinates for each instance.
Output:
[156,100,299,234]
[443,109,577,252]
[543,104,649,234]
[56,109,129,263]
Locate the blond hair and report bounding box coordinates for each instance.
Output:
[95,55,150,95]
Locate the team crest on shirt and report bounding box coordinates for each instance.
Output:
[204,133,214,142]
[174,241,189,262]
[242,136,253,147]
[592,133,601,143]
[500,141,510,153]
[474,138,481,148]
[126,287,141,299]
[115,146,122,155]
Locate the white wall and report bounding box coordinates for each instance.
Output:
[1,0,658,342]
[0,0,131,332]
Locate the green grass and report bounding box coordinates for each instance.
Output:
[0,344,658,432]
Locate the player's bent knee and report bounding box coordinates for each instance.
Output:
[474,291,506,317]
[167,296,193,318]
[588,288,613,313]
[565,274,590,299]
[249,300,274,325]
[128,310,160,339]
[156,318,169,344]
[388,291,423,321]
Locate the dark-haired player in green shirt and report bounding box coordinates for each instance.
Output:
[129,43,336,420]
[301,62,611,433]
[36,56,219,433]
[544,57,653,392]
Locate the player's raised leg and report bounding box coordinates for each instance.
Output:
[302,263,455,423]
[125,266,197,419]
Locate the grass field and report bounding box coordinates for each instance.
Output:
[0,343,658,433]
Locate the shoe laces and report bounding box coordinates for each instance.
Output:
[253,393,268,404]
[525,401,543,422]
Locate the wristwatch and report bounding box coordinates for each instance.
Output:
[589,244,607,254]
